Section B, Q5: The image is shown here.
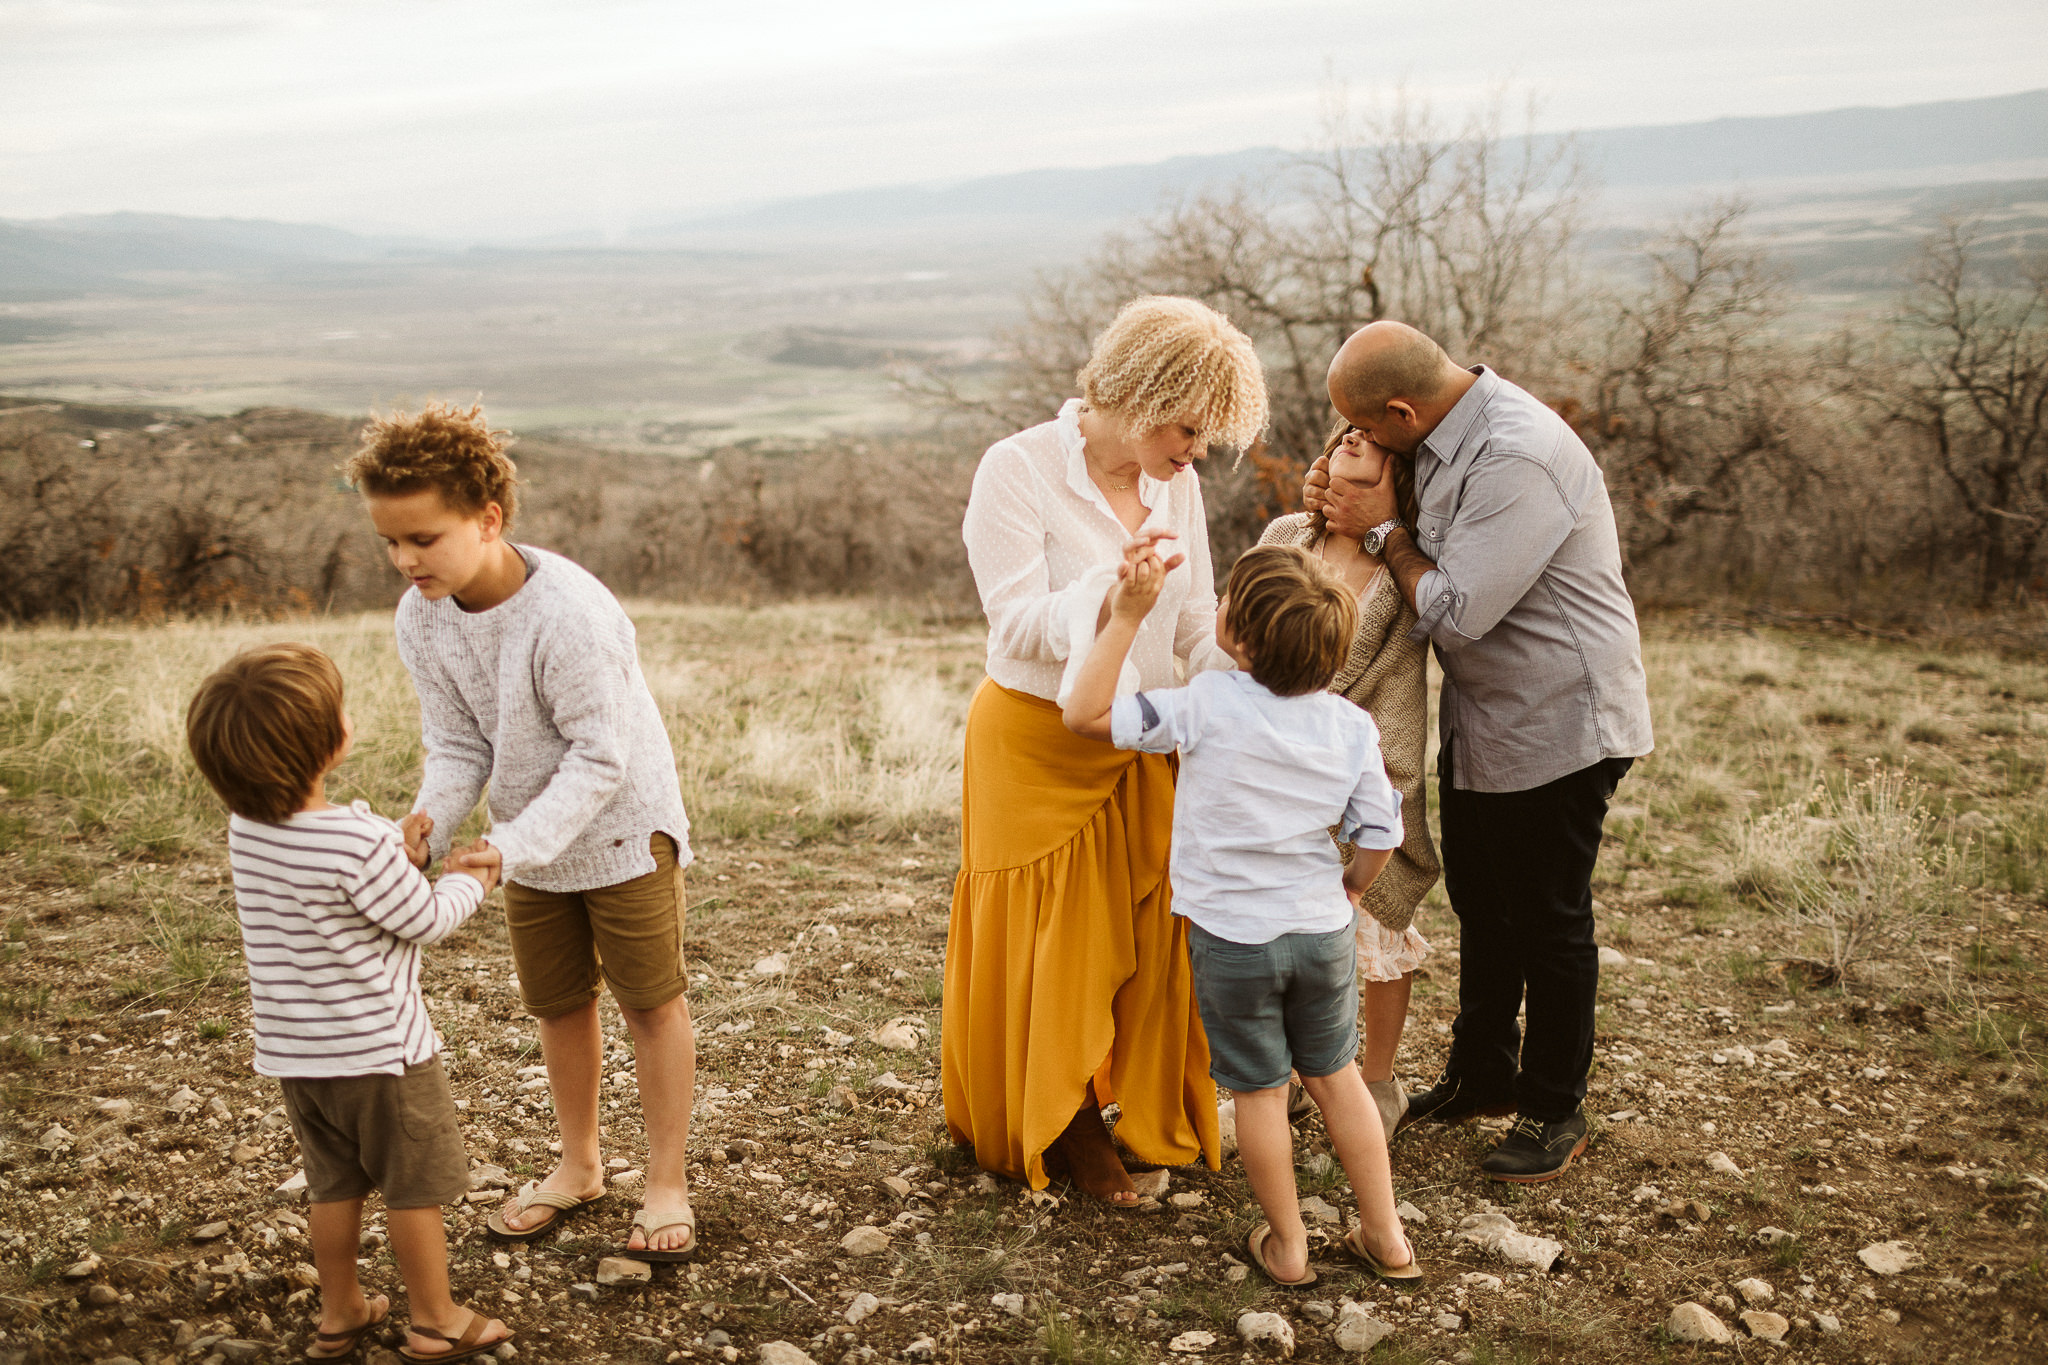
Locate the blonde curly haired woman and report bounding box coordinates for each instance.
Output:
[945,296,1267,1205]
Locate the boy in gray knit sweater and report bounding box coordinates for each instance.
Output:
[347,403,701,1260]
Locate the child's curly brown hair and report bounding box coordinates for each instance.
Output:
[343,401,520,524]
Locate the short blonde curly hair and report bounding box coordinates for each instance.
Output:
[1076,296,1268,450]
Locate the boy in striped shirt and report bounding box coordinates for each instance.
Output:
[188,643,512,1364]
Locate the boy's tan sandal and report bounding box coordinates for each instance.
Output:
[1341,1224,1424,1281]
[1245,1222,1318,1288]
[484,1181,604,1242]
[615,1202,697,1262]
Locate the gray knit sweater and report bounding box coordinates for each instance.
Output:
[395,546,691,893]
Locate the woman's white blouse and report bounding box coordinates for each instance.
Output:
[963,399,1234,703]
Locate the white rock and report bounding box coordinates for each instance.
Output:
[1706,1151,1746,1178]
[1169,1192,1204,1210]
[1298,1194,1343,1226]
[1168,1329,1217,1354]
[1235,1311,1295,1358]
[191,1221,230,1241]
[35,1124,77,1156]
[991,1292,1025,1317]
[1216,1096,1239,1158]
[1813,1313,1842,1334]
[757,1344,816,1365]
[868,1018,926,1051]
[1434,1313,1465,1331]
[867,1072,915,1095]
[1393,1200,1429,1224]
[1857,1241,1923,1275]
[1741,1310,1789,1342]
[821,1028,854,1047]
[62,1257,100,1279]
[838,1290,881,1324]
[276,1170,307,1196]
[595,1257,651,1286]
[902,1337,937,1362]
[1459,1273,1503,1291]
[1758,1038,1794,1057]
[839,1226,892,1257]
[880,1176,913,1199]
[1735,1277,1773,1305]
[1596,946,1628,968]
[96,1098,135,1121]
[166,1087,202,1116]
[1130,1168,1171,1198]
[1665,1303,1733,1344]
[1754,1227,1795,1247]
[608,1168,643,1186]
[468,1164,511,1191]
[1332,1303,1395,1353]
[752,953,789,976]
[1456,1212,1562,1273]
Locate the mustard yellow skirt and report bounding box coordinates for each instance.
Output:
[941,679,1219,1189]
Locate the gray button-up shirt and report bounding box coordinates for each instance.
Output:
[1407,367,1654,792]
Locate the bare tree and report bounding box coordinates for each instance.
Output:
[1846,220,2048,604]
[1583,203,1805,567]
[908,86,1593,559]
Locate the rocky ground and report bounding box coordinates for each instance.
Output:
[3,614,2046,1364]
[2,830,2043,1365]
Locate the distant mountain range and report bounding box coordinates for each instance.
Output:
[648,87,2048,241]
[2,88,2044,300]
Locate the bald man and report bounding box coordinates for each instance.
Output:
[1303,322,1652,1184]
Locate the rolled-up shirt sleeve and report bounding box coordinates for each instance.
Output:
[1109,688,1192,754]
[1409,451,1577,652]
[964,441,1113,668]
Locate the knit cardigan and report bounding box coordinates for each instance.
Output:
[1258,514,1441,932]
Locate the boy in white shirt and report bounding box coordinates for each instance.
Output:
[1065,543,1422,1287]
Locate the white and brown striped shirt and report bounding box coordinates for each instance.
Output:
[228,801,484,1078]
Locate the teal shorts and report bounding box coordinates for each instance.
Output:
[1187,919,1360,1093]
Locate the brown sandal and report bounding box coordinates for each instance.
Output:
[397,1307,514,1363]
[305,1293,387,1359]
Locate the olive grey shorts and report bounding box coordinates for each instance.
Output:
[1187,919,1360,1094]
[278,1054,469,1208]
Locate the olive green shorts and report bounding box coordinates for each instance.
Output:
[278,1054,468,1208]
[503,833,689,1017]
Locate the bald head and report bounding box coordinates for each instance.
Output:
[1326,322,1464,436]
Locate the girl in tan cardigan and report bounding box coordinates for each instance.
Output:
[1260,422,1441,1137]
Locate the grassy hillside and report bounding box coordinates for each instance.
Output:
[0,609,2043,1361]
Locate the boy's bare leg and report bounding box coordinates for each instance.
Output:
[619,993,696,1252]
[1359,973,1414,1082]
[308,1197,381,1340]
[1234,1085,1310,1281]
[387,1205,509,1354]
[498,999,605,1232]
[1300,1066,1412,1266]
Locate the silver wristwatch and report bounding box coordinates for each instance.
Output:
[1361,519,1405,555]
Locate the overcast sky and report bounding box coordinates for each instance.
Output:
[2,0,2042,238]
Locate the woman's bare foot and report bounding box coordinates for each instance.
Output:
[1050,1102,1144,1207]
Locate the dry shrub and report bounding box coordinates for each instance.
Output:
[1736,763,1965,984]
[0,402,978,622]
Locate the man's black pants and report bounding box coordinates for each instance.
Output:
[1439,740,1633,1122]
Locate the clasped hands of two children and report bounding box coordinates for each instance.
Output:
[398,813,499,889]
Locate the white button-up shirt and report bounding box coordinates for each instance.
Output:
[1109,670,1404,943]
[963,399,1234,703]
